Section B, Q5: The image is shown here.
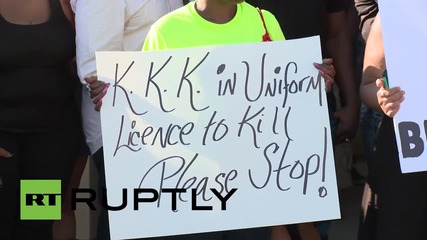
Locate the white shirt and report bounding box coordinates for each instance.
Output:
[71,0,183,154]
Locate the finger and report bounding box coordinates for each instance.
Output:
[89,85,105,99]
[385,90,405,102]
[322,58,333,64]
[385,93,405,109]
[315,61,334,70]
[319,69,334,83]
[386,105,400,118]
[328,65,336,77]
[84,76,98,84]
[320,66,336,80]
[379,89,393,99]
[316,63,335,78]
[92,93,105,105]
[0,147,12,158]
[89,81,105,91]
[377,88,388,104]
[327,66,336,79]
[90,85,106,98]
[91,83,110,99]
[384,101,400,112]
[378,85,401,98]
[383,87,402,97]
[315,59,335,72]
[321,62,335,73]
[95,100,103,112]
[375,79,385,89]
[92,84,109,103]
[92,88,108,104]
[383,96,404,117]
[314,62,335,76]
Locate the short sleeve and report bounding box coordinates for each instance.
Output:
[262,10,286,41]
[355,0,379,40]
[142,27,167,51]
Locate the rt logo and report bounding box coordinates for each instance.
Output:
[20,180,61,220]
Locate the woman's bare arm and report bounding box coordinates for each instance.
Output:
[360,14,386,111]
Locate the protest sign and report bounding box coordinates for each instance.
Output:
[96,36,340,240]
[380,1,427,173]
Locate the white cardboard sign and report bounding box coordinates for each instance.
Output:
[380,1,427,173]
[96,36,340,240]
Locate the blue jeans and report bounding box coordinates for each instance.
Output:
[359,104,382,161]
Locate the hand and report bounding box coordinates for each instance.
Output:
[313,58,335,92]
[84,76,110,112]
[376,78,405,118]
[0,147,13,158]
[333,104,359,144]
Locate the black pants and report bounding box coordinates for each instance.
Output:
[92,147,111,240]
[0,126,80,240]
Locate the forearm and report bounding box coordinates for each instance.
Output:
[359,13,386,112]
[360,81,381,111]
[327,27,359,109]
[359,58,385,111]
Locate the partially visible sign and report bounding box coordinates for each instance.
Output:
[380,1,427,173]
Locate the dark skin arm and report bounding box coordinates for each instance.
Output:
[327,10,360,144]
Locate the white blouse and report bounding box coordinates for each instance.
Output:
[71,0,183,154]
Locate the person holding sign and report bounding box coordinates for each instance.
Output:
[87,1,336,239]
[360,13,427,240]
[135,1,336,240]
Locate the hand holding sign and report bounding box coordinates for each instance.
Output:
[313,58,335,92]
[378,0,427,172]
[376,78,405,118]
[84,75,110,111]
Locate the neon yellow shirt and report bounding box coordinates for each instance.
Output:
[142,1,285,51]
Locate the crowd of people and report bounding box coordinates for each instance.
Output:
[0,0,423,240]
